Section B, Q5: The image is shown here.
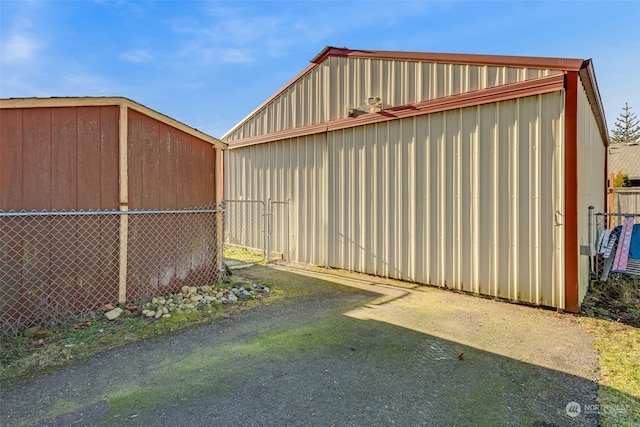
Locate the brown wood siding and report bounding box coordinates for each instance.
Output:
[0,109,23,210]
[127,109,217,210]
[0,106,119,211]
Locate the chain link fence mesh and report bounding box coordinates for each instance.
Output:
[0,207,224,337]
[223,200,266,263]
[269,200,290,262]
[222,199,290,264]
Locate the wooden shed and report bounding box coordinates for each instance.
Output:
[0,97,226,331]
[223,47,609,312]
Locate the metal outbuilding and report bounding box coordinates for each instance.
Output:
[223,47,608,312]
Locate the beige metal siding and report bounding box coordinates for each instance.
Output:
[577,79,606,302]
[326,93,564,306]
[225,134,328,266]
[225,57,562,142]
[225,92,566,308]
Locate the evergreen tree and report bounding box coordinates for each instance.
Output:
[610,102,640,144]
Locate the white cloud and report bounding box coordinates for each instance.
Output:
[220,48,254,64]
[120,48,153,63]
[1,33,39,64]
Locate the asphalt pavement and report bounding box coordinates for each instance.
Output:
[1,263,601,426]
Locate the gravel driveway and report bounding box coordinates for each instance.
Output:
[1,263,600,426]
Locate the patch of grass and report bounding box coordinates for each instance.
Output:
[580,274,640,426]
[0,286,284,383]
[582,274,640,327]
[578,317,640,426]
[223,245,266,263]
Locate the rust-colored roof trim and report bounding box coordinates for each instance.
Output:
[220,63,317,140]
[578,59,609,146]
[0,96,227,149]
[227,74,565,149]
[311,46,586,70]
[223,46,590,140]
[564,71,580,313]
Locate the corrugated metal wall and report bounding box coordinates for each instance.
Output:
[225,57,562,142]
[226,92,567,307]
[576,79,606,302]
[0,106,120,211]
[226,134,328,265]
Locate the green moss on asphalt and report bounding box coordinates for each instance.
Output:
[101,320,347,420]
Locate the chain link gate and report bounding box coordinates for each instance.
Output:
[223,199,289,264]
[0,207,224,337]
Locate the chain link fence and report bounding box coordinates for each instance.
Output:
[223,200,266,263]
[0,207,224,337]
[222,199,290,264]
[268,200,290,262]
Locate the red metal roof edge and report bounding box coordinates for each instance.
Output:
[311,46,586,70]
[220,62,317,140]
[578,59,609,146]
[222,46,589,140]
[227,74,565,149]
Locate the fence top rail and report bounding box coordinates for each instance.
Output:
[0,208,224,217]
[223,199,265,204]
[595,212,640,217]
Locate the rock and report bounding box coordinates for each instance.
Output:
[227,294,238,303]
[33,328,52,339]
[125,304,140,314]
[154,309,163,319]
[105,307,123,321]
[204,296,217,302]
[188,286,198,294]
[238,290,252,300]
[190,294,202,302]
[161,314,171,318]
[202,285,212,292]
[181,286,189,294]
[25,325,41,338]
[100,303,115,312]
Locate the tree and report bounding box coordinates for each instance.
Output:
[612,170,631,188]
[610,102,640,144]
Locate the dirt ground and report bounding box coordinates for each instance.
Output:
[1,263,602,426]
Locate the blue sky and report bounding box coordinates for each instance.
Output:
[1,0,639,137]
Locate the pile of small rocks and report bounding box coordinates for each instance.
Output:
[140,278,270,320]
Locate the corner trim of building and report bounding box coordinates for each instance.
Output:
[564,71,579,313]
